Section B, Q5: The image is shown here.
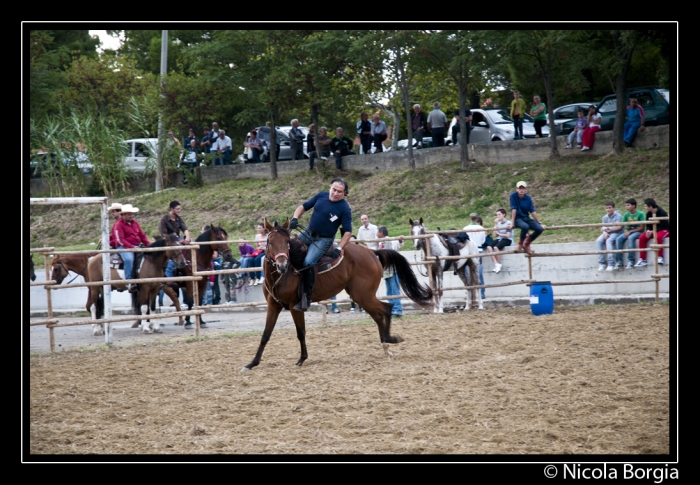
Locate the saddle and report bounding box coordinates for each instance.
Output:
[437,231,469,273]
[109,250,144,279]
[297,242,344,274]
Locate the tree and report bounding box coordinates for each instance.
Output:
[55,54,158,133]
[493,30,590,159]
[420,30,487,169]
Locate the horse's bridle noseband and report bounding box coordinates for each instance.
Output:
[266,230,290,270]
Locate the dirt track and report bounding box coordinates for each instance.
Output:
[28,303,671,457]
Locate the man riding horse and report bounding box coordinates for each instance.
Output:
[158,200,192,303]
[289,178,352,311]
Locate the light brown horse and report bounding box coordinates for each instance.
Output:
[50,252,98,284]
[241,218,433,372]
[130,234,187,334]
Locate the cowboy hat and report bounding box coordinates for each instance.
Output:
[120,204,139,213]
[107,202,122,211]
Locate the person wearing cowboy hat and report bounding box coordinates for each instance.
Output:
[107,202,122,249]
[113,204,150,292]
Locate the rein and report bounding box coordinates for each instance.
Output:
[55,257,84,285]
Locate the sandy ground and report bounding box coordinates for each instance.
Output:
[27,303,671,458]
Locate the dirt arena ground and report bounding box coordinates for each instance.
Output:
[28,303,671,458]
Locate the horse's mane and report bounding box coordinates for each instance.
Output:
[144,235,175,261]
[195,227,227,259]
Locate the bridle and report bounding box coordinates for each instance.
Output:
[52,256,83,285]
[262,228,293,306]
[265,229,291,271]
[411,223,430,277]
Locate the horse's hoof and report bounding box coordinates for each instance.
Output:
[240,367,251,373]
[154,325,163,333]
[131,322,140,328]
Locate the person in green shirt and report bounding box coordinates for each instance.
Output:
[530,95,547,138]
[615,198,646,269]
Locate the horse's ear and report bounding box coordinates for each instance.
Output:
[409,218,413,225]
[282,217,290,229]
[419,217,424,225]
[264,218,274,233]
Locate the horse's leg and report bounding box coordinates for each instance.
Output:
[433,266,444,313]
[88,287,104,336]
[242,301,284,372]
[354,291,402,357]
[456,263,470,310]
[162,286,184,325]
[475,261,484,310]
[465,260,481,310]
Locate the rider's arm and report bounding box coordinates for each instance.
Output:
[292,204,306,219]
[337,231,353,251]
[183,229,191,244]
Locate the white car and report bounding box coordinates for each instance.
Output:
[448,108,550,143]
[124,138,159,172]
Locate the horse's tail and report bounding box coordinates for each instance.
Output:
[374,249,433,306]
[96,292,104,320]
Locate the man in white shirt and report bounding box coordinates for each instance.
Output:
[357,214,378,249]
[213,129,233,164]
[463,212,485,299]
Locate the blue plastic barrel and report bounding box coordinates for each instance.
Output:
[530,281,554,315]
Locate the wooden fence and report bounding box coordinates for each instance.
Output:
[29,199,669,351]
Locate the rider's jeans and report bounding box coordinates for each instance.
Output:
[298,230,334,268]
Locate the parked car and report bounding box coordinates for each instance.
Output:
[124,138,158,173]
[239,125,309,163]
[447,108,550,143]
[547,102,595,135]
[29,151,93,178]
[395,136,440,150]
[561,87,670,134]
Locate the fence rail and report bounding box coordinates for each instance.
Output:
[30,202,670,351]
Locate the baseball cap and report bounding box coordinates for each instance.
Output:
[516,181,527,188]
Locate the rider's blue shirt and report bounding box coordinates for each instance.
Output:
[302,191,352,238]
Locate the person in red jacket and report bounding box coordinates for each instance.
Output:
[113,204,150,291]
[107,202,122,249]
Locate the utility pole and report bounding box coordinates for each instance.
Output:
[155,30,168,191]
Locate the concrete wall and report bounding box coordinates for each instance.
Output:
[29,125,670,194]
[29,240,669,315]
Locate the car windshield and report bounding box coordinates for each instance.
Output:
[488,109,515,124]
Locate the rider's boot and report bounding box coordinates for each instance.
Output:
[523,235,535,255]
[293,269,315,312]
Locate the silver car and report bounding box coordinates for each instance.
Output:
[448,108,549,143]
[242,125,309,163]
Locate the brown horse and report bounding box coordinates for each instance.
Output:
[130,234,187,333]
[172,225,234,328]
[85,253,129,335]
[50,252,98,284]
[241,218,433,372]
